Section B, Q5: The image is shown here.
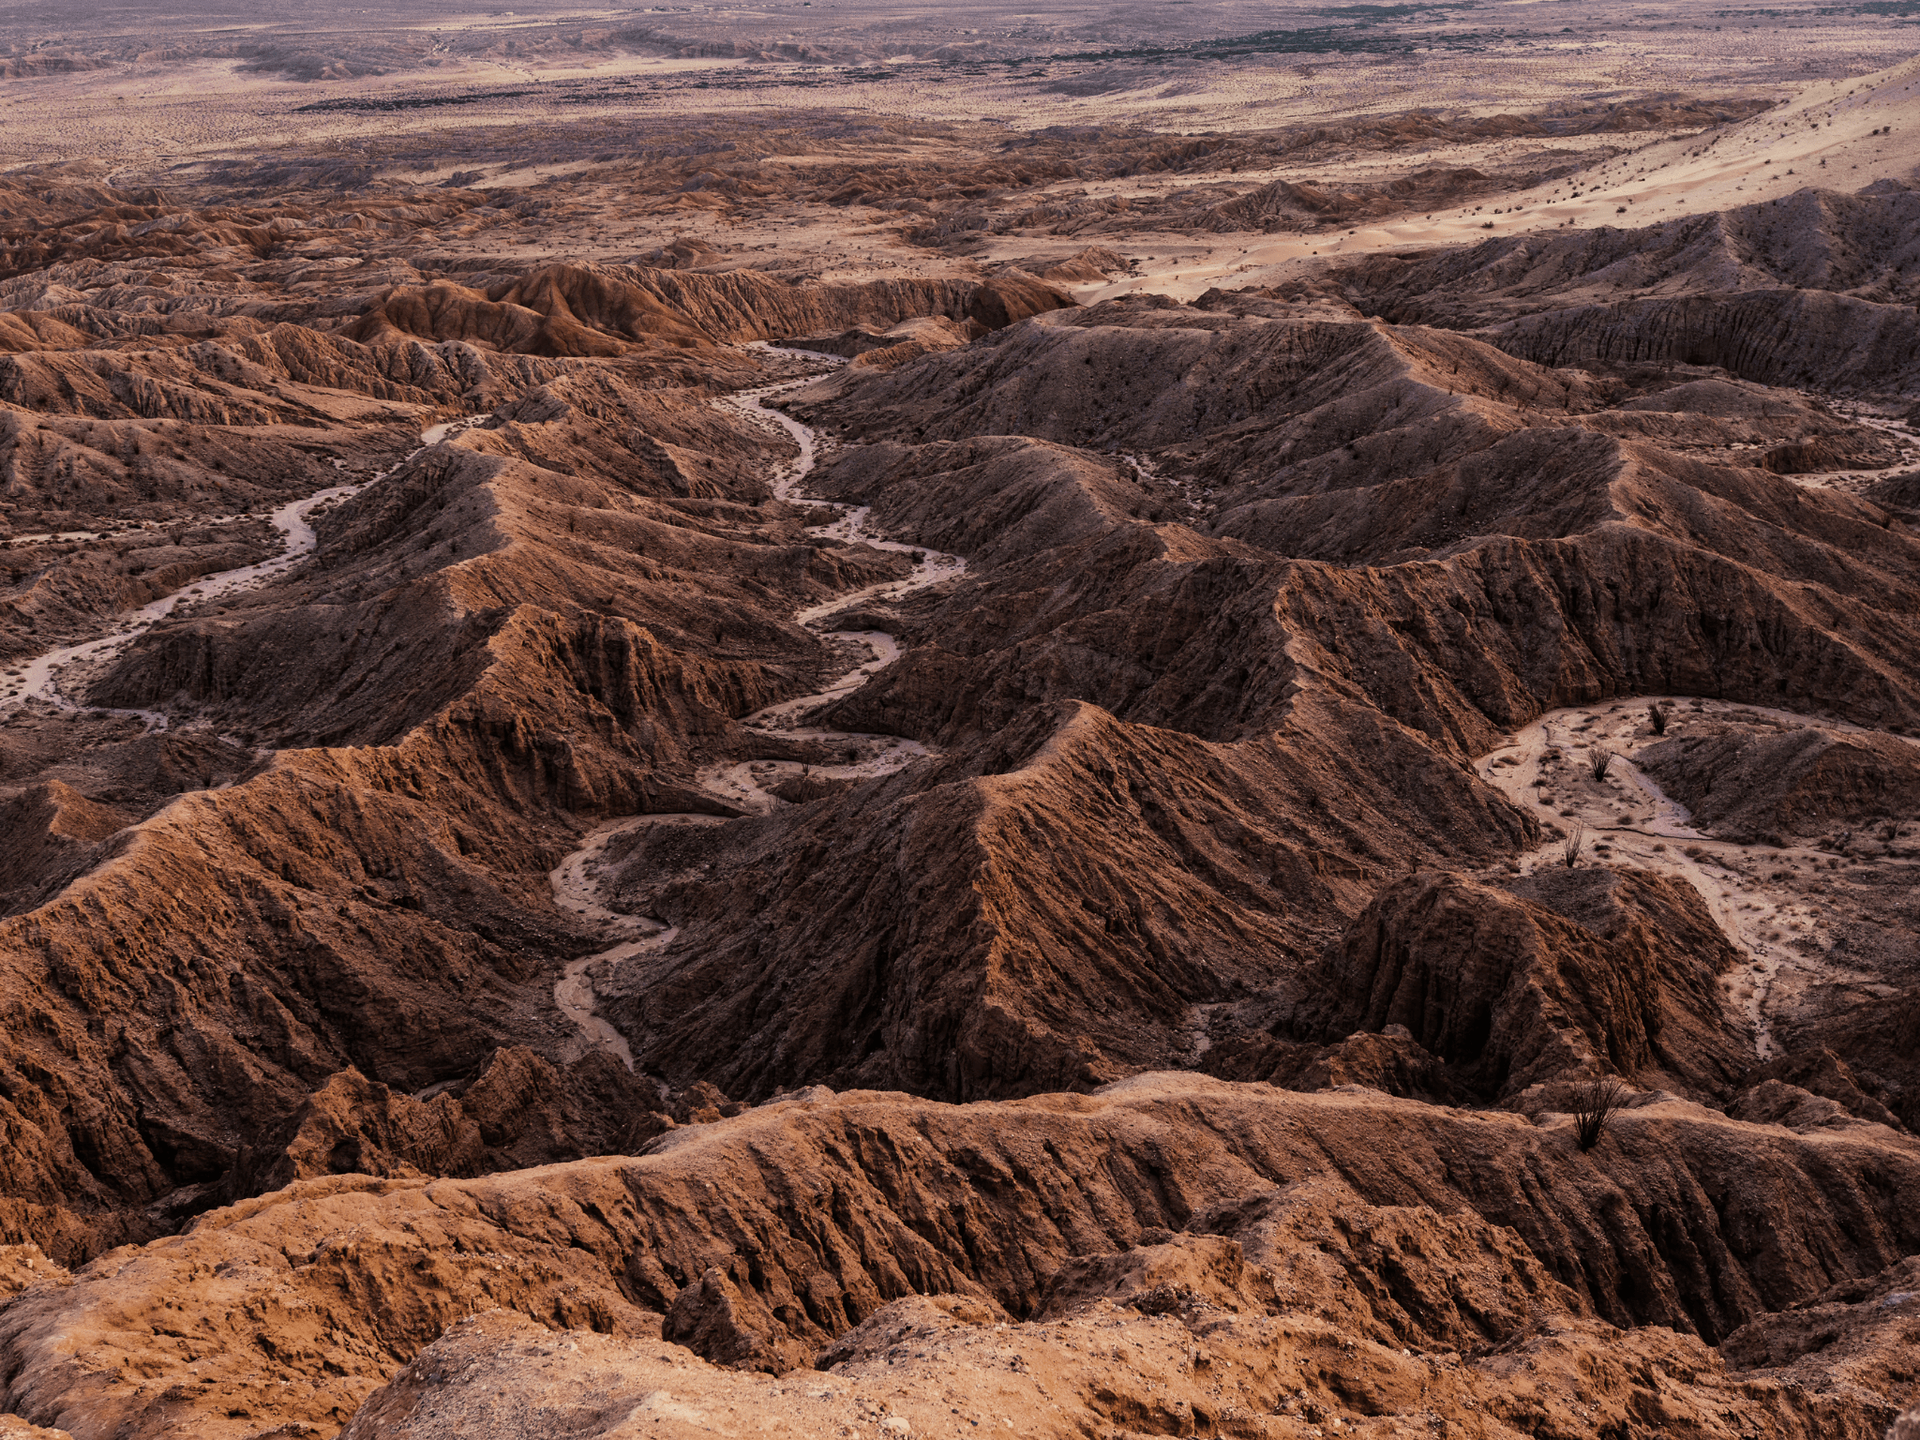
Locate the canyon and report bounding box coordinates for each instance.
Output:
[0,4,1917,1437]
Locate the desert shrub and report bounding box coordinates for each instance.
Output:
[1587,747,1612,781]
[1647,702,1667,735]
[1572,1075,1629,1151]
[1562,823,1585,868]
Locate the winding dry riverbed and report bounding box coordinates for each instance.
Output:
[549,358,965,1067]
[0,415,485,728]
[550,371,1920,1070]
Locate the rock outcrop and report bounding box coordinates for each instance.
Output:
[347,266,1064,357]
[1274,867,1751,1099]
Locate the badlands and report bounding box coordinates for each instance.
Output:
[1,0,1919,1436]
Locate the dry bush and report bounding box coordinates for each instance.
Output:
[1648,702,1667,735]
[1562,823,1585,868]
[1587,747,1613,780]
[1572,1075,1630,1151]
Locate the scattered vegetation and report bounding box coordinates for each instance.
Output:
[1647,702,1668,735]
[1587,747,1613,781]
[1571,1074,1630,1151]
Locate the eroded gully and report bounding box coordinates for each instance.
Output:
[548,359,965,1067]
[0,415,485,729]
[551,384,1919,1067]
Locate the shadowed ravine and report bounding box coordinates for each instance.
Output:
[549,356,968,1067]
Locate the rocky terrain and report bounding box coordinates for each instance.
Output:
[0,12,1917,1440]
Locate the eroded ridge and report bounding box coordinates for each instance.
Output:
[1,415,488,731]
[548,356,966,1064]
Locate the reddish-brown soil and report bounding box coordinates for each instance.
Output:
[0,92,1914,1440]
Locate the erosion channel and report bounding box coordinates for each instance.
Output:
[549,352,966,1066]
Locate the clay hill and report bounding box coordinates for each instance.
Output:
[1318,184,1920,393]
[0,111,1914,1440]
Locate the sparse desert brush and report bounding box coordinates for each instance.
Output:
[1562,823,1585,868]
[1572,1075,1630,1151]
[1587,747,1612,781]
[1648,702,1668,735]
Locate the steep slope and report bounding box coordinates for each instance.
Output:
[1331,185,1920,329]
[1317,181,1920,396]
[566,295,1917,1109]
[5,250,1917,1263]
[0,339,929,1252]
[2,1079,1917,1439]
[788,306,1920,775]
[594,698,1533,1100]
[1273,867,1753,1100]
[341,1280,1916,1440]
[348,267,1067,357]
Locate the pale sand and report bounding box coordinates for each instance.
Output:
[1476,696,1918,1061]
[1092,51,1920,303]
